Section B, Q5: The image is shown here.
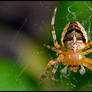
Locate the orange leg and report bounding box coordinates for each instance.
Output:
[41,59,56,80]
[43,44,68,54]
[51,7,60,49]
[41,54,64,80]
[85,41,92,49]
[50,54,64,80]
[82,56,92,64]
[78,41,92,55]
[83,62,92,71]
[79,57,92,87]
[50,61,59,80]
[80,48,92,55]
[80,57,92,70]
[43,44,62,54]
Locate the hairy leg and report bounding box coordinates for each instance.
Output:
[41,59,57,80]
[83,62,92,71]
[80,57,92,71]
[43,44,62,54]
[85,41,92,49]
[51,7,60,49]
[43,44,68,54]
[79,41,92,55]
[81,57,92,64]
[41,54,64,80]
[50,61,59,80]
[80,48,92,56]
[50,54,65,80]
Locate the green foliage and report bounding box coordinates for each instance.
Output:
[0,58,40,91]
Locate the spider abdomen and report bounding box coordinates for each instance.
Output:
[61,21,87,52]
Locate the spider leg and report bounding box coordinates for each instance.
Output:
[80,48,92,55]
[41,59,56,80]
[82,62,92,71]
[43,44,62,54]
[41,54,64,80]
[85,41,92,49]
[43,44,68,54]
[50,61,59,80]
[79,65,85,75]
[50,54,64,80]
[51,7,60,49]
[60,65,68,75]
[81,56,92,64]
[80,57,92,71]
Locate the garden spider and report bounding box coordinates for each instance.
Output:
[41,7,92,80]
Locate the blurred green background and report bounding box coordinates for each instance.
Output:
[0,1,92,91]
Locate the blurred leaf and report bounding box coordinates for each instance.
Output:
[0,58,40,91]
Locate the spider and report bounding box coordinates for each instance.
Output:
[41,7,92,80]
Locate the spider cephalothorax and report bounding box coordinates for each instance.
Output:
[41,8,92,80]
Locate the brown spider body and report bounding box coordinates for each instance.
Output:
[41,8,92,80]
[61,21,86,72]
